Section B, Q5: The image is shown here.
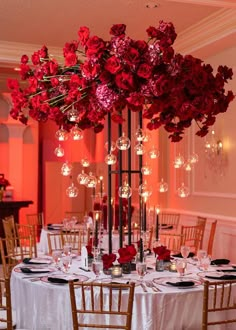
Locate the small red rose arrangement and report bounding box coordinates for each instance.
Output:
[0,174,10,190]
[102,253,117,270]
[86,245,94,258]
[118,244,137,264]
[153,245,171,261]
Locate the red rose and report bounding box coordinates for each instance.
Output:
[124,47,140,65]
[146,26,158,38]
[115,71,135,90]
[102,253,116,269]
[31,52,40,65]
[19,63,31,80]
[134,40,148,53]
[86,36,105,57]
[110,24,126,37]
[137,63,152,79]
[104,56,122,74]
[7,79,19,90]
[39,46,48,59]
[82,61,100,79]
[126,92,144,106]
[78,26,90,46]
[65,52,78,67]
[21,55,29,64]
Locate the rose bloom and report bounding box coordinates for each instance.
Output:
[31,52,40,65]
[86,36,105,57]
[78,26,90,46]
[115,71,135,90]
[110,24,126,37]
[137,63,152,79]
[104,56,122,74]
[82,61,100,79]
[65,52,78,67]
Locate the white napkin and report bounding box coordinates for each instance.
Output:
[81,246,89,270]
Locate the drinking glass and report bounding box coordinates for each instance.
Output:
[52,250,62,268]
[176,259,187,276]
[200,255,211,271]
[92,260,103,280]
[180,246,190,260]
[62,256,72,273]
[136,262,147,281]
[197,249,207,268]
[63,243,72,256]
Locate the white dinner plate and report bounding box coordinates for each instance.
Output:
[41,274,89,285]
[14,266,56,274]
[197,271,225,279]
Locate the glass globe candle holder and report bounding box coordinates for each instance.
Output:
[173,154,184,168]
[141,164,152,176]
[135,127,145,142]
[86,172,97,188]
[105,153,117,165]
[54,145,64,157]
[183,161,192,172]
[81,158,90,167]
[61,161,73,176]
[118,182,132,199]
[55,127,69,141]
[104,141,116,152]
[77,170,88,185]
[157,178,168,193]
[116,133,131,150]
[70,125,83,141]
[177,183,190,198]
[66,182,79,198]
[189,153,199,164]
[138,181,152,198]
[67,107,79,122]
[134,143,146,156]
[148,146,160,159]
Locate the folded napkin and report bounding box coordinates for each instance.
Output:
[166,281,195,287]
[23,258,51,265]
[20,267,51,274]
[205,274,236,280]
[211,259,230,265]
[172,252,195,258]
[159,224,173,230]
[218,269,236,273]
[47,277,79,284]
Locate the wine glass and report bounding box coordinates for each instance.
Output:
[197,249,207,268]
[200,255,211,271]
[180,246,190,260]
[136,262,147,282]
[92,260,103,280]
[62,256,72,273]
[176,259,187,276]
[52,250,62,268]
[63,243,72,256]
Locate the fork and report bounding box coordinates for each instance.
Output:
[145,281,162,292]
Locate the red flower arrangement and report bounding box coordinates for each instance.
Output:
[118,244,137,264]
[7,21,234,142]
[153,245,171,261]
[102,253,116,270]
[0,174,10,190]
[86,245,93,258]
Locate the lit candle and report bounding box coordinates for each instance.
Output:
[155,206,160,240]
[143,197,147,232]
[111,265,122,278]
[99,175,103,197]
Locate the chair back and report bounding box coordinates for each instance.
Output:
[159,233,184,254]
[47,233,64,255]
[69,281,135,330]
[2,215,17,239]
[159,212,180,229]
[61,231,82,255]
[207,220,217,256]
[0,277,15,330]
[26,212,44,242]
[196,217,207,249]
[180,225,204,254]
[202,280,236,329]
[16,223,38,257]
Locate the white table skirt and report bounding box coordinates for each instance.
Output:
[11,258,236,330]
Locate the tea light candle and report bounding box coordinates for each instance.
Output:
[169,262,177,272]
[111,265,122,278]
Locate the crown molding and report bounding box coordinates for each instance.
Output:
[175,8,236,54]
[167,0,236,8]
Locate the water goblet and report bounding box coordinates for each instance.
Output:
[197,249,207,268]
[63,243,72,256]
[52,250,62,268]
[92,260,103,280]
[200,255,211,271]
[176,259,187,276]
[62,255,72,273]
[136,262,147,282]
[180,246,190,260]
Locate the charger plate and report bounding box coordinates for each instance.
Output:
[41,274,89,285]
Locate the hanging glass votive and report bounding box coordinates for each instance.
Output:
[148,146,160,159]
[141,164,152,176]
[67,107,79,122]
[105,153,117,165]
[54,145,64,157]
[189,153,199,164]
[183,161,192,172]
[66,182,79,198]
[80,158,90,167]
[118,181,132,199]
[173,154,185,168]
[177,183,190,198]
[135,127,145,142]
[77,170,88,185]
[143,131,151,143]
[55,127,69,141]
[134,143,146,156]
[116,132,131,150]
[86,172,97,188]
[61,161,73,176]
[157,178,168,193]
[104,141,116,152]
[70,125,83,141]
[138,181,152,198]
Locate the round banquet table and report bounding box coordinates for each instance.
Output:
[10,256,235,330]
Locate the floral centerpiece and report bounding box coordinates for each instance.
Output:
[7,21,234,142]
[153,245,171,261]
[0,174,10,191]
[118,244,137,273]
[102,253,116,270]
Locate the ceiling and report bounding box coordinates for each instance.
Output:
[0,0,235,91]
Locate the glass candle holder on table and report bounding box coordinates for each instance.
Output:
[176,259,187,276]
[111,265,122,278]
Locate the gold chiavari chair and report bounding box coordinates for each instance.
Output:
[15,223,38,258]
[2,215,17,239]
[180,225,204,254]
[26,212,44,242]
[207,220,217,257]
[0,237,34,277]
[61,231,82,255]
[159,212,180,230]
[0,277,16,330]
[202,280,236,329]
[69,281,135,330]
[47,233,64,255]
[196,216,207,249]
[64,211,85,224]
[159,233,184,254]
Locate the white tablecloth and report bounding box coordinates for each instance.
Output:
[11,256,236,330]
